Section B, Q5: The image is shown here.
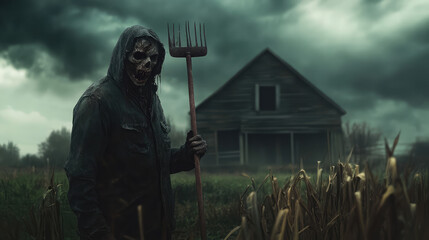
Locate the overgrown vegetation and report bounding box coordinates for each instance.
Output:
[0,130,428,239]
[0,167,288,240]
[0,168,74,240]
[343,121,382,165]
[229,134,429,239]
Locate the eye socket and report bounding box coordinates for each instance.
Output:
[150,54,159,62]
[133,52,145,60]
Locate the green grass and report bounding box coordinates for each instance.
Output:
[171,171,292,239]
[0,168,292,240]
[2,166,427,239]
[0,169,74,240]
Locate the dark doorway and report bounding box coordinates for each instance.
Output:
[294,132,328,165]
[248,134,291,165]
[217,130,240,164]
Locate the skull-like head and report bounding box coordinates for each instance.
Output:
[125,37,159,86]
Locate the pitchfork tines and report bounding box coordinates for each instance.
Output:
[167,22,207,58]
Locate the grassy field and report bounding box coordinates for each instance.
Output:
[171,170,294,239]
[0,167,292,240]
[1,148,428,239]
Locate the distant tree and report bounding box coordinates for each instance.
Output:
[408,139,429,167]
[21,153,45,168]
[166,118,187,148]
[0,141,20,166]
[38,127,71,168]
[343,121,382,164]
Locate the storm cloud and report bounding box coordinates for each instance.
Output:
[0,0,428,154]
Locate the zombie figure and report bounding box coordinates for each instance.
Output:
[65,25,207,240]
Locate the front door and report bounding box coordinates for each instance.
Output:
[247,133,291,165]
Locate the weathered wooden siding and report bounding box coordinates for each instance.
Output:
[195,49,346,166]
[196,50,343,131]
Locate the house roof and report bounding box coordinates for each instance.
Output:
[196,48,346,115]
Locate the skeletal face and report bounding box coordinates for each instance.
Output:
[125,38,159,86]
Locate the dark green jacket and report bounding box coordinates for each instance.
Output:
[64,26,194,239]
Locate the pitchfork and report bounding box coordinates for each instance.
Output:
[167,22,207,240]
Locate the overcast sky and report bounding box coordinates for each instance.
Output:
[0,0,428,155]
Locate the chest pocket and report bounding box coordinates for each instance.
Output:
[120,121,149,154]
[159,121,171,147]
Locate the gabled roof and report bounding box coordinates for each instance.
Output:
[196,48,346,115]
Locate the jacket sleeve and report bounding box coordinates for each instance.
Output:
[169,144,195,174]
[64,95,111,239]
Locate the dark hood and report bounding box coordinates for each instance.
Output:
[107,25,166,87]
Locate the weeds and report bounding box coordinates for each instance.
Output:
[229,134,429,240]
[0,134,427,239]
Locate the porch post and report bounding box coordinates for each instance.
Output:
[290,132,295,165]
[326,129,331,164]
[239,133,244,165]
[244,132,249,164]
[214,130,219,165]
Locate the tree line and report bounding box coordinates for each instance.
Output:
[0,127,71,168]
[343,121,429,168]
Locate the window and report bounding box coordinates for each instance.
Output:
[255,84,279,111]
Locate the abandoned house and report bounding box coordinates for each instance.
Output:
[195,48,346,166]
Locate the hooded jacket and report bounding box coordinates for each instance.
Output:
[64,25,194,239]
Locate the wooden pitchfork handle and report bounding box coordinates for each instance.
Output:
[186,53,207,240]
[167,22,207,240]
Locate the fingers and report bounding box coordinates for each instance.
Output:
[188,134,203,141]
[187,138,207,157]
[189,139,205,147]
[185,131,207,157]
[195,150,206,157]
[187,134,204,146]
[191,143,207,150]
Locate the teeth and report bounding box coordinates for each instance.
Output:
[134,72,147,82]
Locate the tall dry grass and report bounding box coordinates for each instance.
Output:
[227,134,429,240]
[24,169,64,240]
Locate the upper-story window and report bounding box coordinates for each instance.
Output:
[255,84,279,111]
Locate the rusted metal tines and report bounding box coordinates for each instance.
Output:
[167,21,207,57]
